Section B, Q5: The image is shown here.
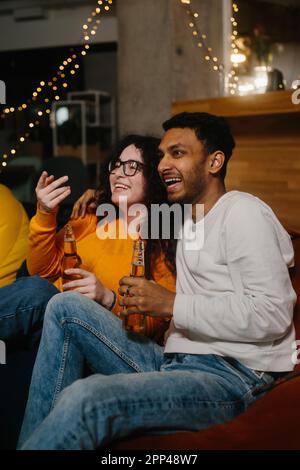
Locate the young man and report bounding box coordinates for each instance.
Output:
[19,113,296,450]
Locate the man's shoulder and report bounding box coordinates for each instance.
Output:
[215,191,285,235]
[214,191,269,220]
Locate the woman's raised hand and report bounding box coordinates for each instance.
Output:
[36,171,71,213]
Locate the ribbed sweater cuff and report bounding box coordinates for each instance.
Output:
[173,294,189,330]
[34,207,57,227]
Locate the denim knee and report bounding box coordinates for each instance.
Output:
[55,376,95,412]
[43,292,90,326]
[15,276,59,306]
[45,292,109,322]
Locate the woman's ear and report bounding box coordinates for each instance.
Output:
[208,151,225,175]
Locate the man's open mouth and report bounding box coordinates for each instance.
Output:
[163,177,182,191]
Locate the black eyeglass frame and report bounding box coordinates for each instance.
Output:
[108,159,146,177]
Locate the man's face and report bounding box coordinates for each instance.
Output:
[158,128,209,204]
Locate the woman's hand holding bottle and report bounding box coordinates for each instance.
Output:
[63,268,115,309]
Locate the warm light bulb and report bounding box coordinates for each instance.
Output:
[230,53,246,64]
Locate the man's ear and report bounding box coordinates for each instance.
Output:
[208,151,225,175]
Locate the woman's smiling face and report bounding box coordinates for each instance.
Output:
[110,144,147,207]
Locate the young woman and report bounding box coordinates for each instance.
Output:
[27,135,175,342]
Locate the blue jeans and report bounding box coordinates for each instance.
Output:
[0,276,59,347]
[19,292,275,450]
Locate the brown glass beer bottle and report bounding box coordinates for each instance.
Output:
[122,238,146,334]
[61,223,82,290]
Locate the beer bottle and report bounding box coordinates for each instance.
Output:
[61,223,82,290]
[123,238,146,334]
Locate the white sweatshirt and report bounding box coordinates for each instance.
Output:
[164,191,297,372]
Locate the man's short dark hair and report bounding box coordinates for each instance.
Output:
[162,112,235,180]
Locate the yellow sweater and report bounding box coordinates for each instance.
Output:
[0,184,29,287]
[28,209,176,341]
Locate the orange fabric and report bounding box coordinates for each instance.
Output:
[27,209,175,341]
[0,184,29,287]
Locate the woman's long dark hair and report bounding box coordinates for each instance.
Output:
[96,135,176,278]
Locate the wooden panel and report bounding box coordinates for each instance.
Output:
[171,90,300,118]
[172,93,300,231]
[226,136,300,231]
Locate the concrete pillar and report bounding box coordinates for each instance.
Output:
[117,0,226,136]
[117,0,173,136]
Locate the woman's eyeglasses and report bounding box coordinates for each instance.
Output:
[108,159,145,177]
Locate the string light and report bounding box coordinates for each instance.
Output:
[228,1,240,95]
[1,0,113,168]
[180,0,241,95]
[180,0,224,75]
